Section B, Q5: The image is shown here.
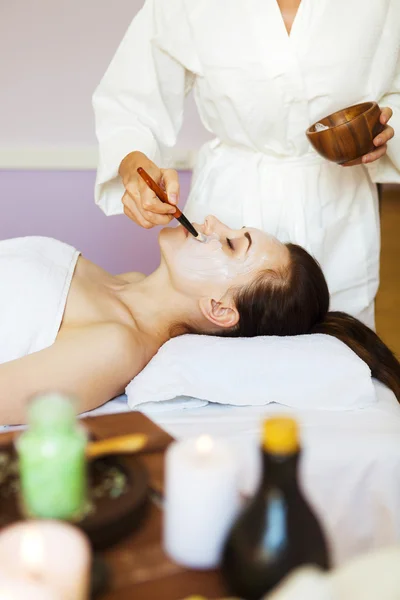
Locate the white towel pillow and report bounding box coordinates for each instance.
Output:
[126,334,376,411]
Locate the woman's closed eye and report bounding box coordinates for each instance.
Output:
[225,236,249,255]
[225,235,251,254]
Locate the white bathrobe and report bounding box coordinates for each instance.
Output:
[93,0,400,328]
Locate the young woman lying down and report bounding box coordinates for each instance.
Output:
[1,216,399,425]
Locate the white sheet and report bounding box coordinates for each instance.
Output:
[87,380,400,567]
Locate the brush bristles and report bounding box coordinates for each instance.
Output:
[195,232,207,243]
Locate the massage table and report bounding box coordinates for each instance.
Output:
[87,380,400,566]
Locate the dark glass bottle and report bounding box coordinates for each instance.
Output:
[221,417,330,600]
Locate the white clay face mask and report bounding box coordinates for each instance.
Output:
[314,122,329,132]
[173,233,266,281]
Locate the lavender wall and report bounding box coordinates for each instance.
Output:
[0,170,192,275]
[0,0,211,156]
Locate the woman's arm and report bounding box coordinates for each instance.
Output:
[92,0,200,216]
[0,324,143,426]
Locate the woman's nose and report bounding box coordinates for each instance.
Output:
[204,215,216,231]
[203,215,227,235]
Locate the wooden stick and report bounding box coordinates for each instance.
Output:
[86,433,148,460]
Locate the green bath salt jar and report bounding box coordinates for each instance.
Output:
[16,393,87,520]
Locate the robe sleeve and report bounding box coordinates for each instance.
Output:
[92,0,201,216]
[367,51,400,184]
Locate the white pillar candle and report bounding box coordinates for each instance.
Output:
[0,521,91,599]
[163,435,240,569]
[0,573,58,599]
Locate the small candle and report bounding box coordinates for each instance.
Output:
[164,435,240,569]
[16,393,87,520]
[0,574,58,599]
[0,521,91,599]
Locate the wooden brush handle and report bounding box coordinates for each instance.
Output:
[86,433,148,460]
[137,167,182,218]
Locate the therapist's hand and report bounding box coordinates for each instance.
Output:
[342,107,395,167]
[119,151,180,228]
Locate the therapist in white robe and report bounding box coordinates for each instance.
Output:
[93,0,398,329]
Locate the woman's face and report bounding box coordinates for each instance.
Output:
[159,216,290,298]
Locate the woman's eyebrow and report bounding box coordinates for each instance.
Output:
[244,232,252,251]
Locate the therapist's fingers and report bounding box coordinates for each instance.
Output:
[362,143,387,164]
[343,122,393,166]
[138,188,177,215]
[119,151,178,226]
[122,191,153,229]
[124,188,174,226]
[124,178,175,217]
[142,210,174,226]
[372,125,394,147]
[343,142,387,166]
[379,106,393,125]
[161,169,180,205]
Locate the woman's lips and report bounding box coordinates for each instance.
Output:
[180,223,203,239]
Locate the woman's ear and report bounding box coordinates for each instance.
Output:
[199,297,239,329]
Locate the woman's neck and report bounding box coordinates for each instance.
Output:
[117,267,199,346]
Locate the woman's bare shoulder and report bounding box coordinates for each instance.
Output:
[62,322,148,376]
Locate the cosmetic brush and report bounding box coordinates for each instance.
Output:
[137,167,206,242]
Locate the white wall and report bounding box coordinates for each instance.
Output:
[0,0,211,169]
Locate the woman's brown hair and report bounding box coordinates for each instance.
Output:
[225,243,400,401]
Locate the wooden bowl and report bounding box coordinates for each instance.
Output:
[0,444,149,551]
[306,102,384,165]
